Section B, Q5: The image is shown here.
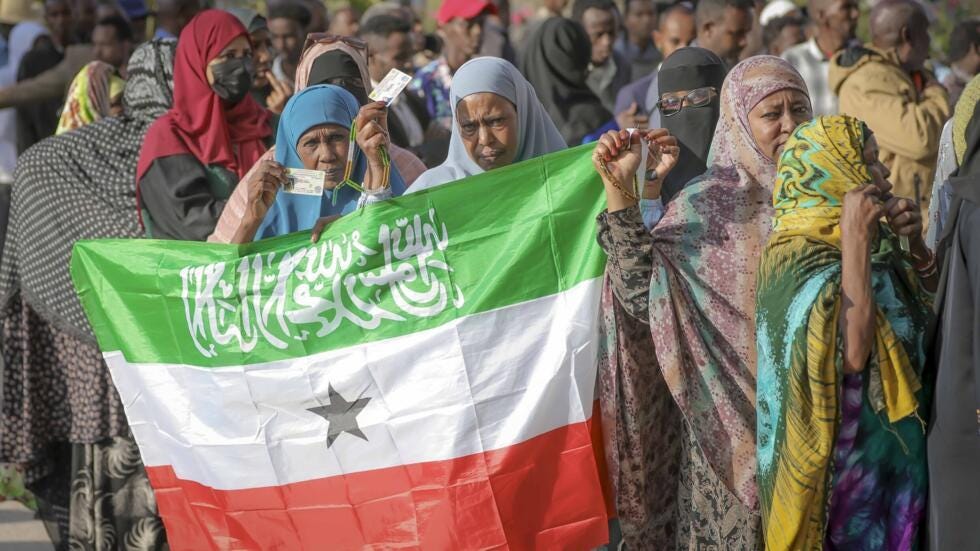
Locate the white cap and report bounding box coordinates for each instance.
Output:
[760,0,800,26]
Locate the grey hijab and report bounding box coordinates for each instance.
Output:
[224,7,268,33]
[409,57,567,192]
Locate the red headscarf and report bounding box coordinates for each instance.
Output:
[136,10,270,182]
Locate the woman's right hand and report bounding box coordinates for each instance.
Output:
[265,72,293,115]
[841,184,886,245]
[593,129,643,212]
[594,129,642,184]
[244,160,287,224]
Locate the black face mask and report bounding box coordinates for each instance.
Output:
[210,57,255,104]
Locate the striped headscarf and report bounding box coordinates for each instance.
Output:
[953,74,980,165]
[770,115,871,245]
[55,61,126,135]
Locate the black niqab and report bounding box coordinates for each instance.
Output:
[657,47,725,203]
[308,50,371,106]
[519,17,611,146]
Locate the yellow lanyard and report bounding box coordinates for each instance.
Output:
[332,119,391,206]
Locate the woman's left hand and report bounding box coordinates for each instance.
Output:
[643,128,680,177]
[641,129,679,200]
[355,102,390,156]
[265,72,293,115]
[310,214,342,243]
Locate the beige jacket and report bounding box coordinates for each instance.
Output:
[829,45,951,214]
[0,43,93,109]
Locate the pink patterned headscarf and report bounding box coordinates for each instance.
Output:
[597,57,810,546]
[646,55,809,509]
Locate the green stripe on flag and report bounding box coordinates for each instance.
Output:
[71,144,607,367]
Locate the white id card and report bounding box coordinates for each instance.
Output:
[284,168,325,196]
[369,68,412,104]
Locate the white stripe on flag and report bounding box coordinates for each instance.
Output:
[107,278,602,491]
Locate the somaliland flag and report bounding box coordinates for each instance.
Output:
[70,145,612,549]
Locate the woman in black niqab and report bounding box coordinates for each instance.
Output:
[308,50,371,105]
[657,47,726,203]
[519,17,611,146]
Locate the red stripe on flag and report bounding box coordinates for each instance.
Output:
[146,418,610,550]
[587,401,616,520]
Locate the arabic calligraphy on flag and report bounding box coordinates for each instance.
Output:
[71,144,613,550]
[180,208,464,358]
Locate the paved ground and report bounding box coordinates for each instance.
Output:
[0,501,51,550]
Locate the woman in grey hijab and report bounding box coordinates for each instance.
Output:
[408,57,567,192]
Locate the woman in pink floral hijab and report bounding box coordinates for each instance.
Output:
[594,55,811,548]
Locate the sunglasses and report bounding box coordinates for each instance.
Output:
[302,33,367,53]
[657,86,718,117]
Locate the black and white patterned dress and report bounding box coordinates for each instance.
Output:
[0,39,177,550]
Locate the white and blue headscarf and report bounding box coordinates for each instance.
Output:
[255,84,406,239]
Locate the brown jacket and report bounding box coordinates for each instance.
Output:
[0,43,93,109]
[829,44,951,213]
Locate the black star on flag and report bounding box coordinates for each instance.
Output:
[307,385,372,448]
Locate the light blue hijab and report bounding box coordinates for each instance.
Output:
[255,84,406,239]
[408,57,566,193]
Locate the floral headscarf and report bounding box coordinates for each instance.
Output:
[757,115,929,549]
[56,61,126,135]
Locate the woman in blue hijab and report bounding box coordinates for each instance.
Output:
[254,84,406,239]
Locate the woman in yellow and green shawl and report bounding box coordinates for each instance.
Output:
[756,115,937,550]
[55,61,125,135]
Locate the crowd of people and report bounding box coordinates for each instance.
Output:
[0,0,975,548]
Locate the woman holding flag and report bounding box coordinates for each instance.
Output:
[245,83,406,241]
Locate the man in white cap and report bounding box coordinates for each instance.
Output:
[760,0,805,56]
[781,0,860,115]
[760,0,800,25]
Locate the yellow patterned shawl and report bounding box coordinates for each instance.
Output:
[757,115,927,550]
[953,74,980,165]
[55,61,125,135]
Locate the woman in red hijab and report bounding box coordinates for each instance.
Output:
[136,9,272,240]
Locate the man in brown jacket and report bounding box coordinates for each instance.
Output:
[829,0,950,219]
